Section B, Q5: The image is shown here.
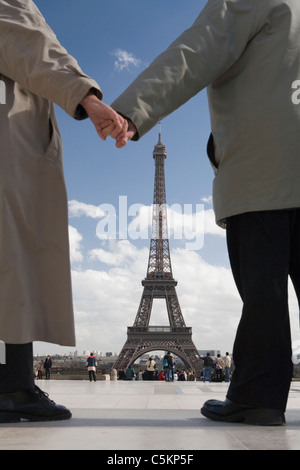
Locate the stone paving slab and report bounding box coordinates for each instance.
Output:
[0,380,300,451]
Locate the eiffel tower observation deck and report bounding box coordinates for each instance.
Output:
[114,127,203,376]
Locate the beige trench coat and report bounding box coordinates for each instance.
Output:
[0,0,102,345]
[111,0,300,228]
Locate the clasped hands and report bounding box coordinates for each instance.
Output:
[80,92,137,148]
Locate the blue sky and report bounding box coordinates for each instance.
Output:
[31,1,300,358]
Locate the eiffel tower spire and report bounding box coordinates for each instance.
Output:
[113,127,202,375]
[133,127,186,328]
[146,123,172,280]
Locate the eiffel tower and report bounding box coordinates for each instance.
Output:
[113,127,203,376]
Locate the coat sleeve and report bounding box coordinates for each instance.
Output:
[0,0,102,118]
[111,0,259,139]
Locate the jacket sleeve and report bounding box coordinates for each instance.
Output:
[111,0,259,139]
[0,0,102,118]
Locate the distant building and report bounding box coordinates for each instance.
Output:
[198,350,221,357]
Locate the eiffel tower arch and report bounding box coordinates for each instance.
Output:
[114,128,203,376]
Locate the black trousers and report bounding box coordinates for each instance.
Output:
[88,370,96,382]
[226,210,300,411]
[0,343,34,393]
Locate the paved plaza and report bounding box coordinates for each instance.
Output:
[0,379,300,451]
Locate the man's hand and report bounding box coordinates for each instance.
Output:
[101,118,138,148]
[116,120,137,148]
[80,93,127,143]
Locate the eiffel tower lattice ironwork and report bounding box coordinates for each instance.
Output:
[113,128,203,375]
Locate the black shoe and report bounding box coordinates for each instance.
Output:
[0,385,72,423]
[201,399,285,426]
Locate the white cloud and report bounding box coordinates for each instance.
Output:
[58,198,300,359]
[94,201,224,249]
[201,195,213,204]
[68,225,83,263]
[71,242,148,353]
[203,208,224,237]
[63,200,237,354]
[112,48,142,72]
[126,204,225,249]
[171,248,241,349]
[68,236,241,354]
[68,200,105,219]
[43,225,300,358]
[89,239,146,267]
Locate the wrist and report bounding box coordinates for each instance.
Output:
[76,89,101,120]
[80,91,99,110]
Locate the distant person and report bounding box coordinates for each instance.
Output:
[168,354,176,382]
[86,353,97,382]
[203,353,213,383]
[158,371,165,381]
[188,370,195,381]
[214,354,225,382]
[163,352,172,382]
[118,368,126,380]
[43,356,52,380]
[224,353,232,383]
[37,361,44,380]
[178,370,186,381]
[125,365,135,381]
[146,357,156,380]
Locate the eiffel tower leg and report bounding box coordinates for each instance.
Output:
[161,334,203,376]
[165,286,186,327]
[133,287,153,327]
[113,339,140,371]
[179,343,204,375]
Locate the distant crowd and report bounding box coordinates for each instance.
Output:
[201,352,232,383]
[117,351,232,383]
[34,351,232,383]
[35,355,53,380]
